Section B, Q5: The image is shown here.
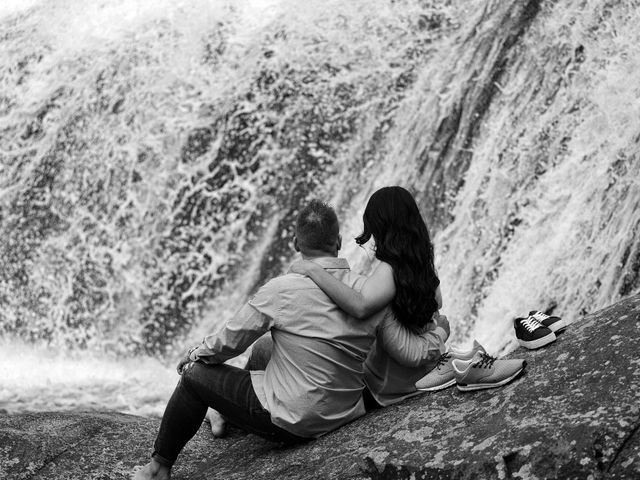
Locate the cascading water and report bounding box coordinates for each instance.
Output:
[1,0,638,416]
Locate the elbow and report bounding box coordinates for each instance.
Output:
[352,305,370,320]
[353,301,382,319]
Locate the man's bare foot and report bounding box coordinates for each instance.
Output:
[205,408,227,437]
[131,459,171,480]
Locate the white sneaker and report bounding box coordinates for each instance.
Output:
[452,351,526,392]
[415,340,485,391]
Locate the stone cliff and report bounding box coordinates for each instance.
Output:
[1,294,639,479]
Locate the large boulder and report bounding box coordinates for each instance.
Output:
[1,294,639,479]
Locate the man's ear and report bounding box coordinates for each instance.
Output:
[293,235,300,252]
[337,234,342,252]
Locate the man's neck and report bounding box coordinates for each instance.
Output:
[301,250,337,260]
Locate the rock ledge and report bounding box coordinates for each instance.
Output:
[2,294,640,479]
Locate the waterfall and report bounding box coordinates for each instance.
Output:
[1,0,639,414]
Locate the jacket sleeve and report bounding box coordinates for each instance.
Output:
[190,282,277,364]
[377,311,447,368]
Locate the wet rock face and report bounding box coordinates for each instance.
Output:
[1,294,640,480]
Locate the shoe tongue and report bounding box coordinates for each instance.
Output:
[471,350,485,363]
[524,315,541,327]
[472,339,486,354]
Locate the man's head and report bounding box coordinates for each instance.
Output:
[294,200,341,258]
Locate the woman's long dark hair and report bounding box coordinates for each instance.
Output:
[356,186,439,332]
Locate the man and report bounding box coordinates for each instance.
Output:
[134,200,388,480]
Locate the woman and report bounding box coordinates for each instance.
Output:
[291,186,450,407]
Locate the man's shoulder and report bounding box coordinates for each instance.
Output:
[258,273,316,294]
[260,269,363,294]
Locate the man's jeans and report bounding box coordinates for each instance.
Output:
[152,335,306,468]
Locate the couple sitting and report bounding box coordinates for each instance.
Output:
[134,186,519,480]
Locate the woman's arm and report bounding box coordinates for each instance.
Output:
[290,260,396,319]
[379,312,449,368]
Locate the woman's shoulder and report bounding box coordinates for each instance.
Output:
[373,260,394,276]
[367,260,396,292]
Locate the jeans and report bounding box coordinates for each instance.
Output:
[152,335,307,468]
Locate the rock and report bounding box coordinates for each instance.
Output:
[1,294,640,480]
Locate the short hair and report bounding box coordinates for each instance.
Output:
[295,200,339,253]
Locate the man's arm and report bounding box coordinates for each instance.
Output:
[193,303,273,364]
[378,312,449,368]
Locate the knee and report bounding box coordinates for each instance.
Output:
[180,361,203,388]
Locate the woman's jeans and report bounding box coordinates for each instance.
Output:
[152,335,307,468]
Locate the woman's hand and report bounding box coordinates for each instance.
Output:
[289,260,319,276]
[433,313,450,339]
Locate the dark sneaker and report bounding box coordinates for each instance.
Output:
[415,340,485,391]
[528,310,566,333]
[453,352,526,392]
[514,316,556,349]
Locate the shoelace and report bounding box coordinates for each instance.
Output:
[473,353,497,369]
[435,352,451,370]
[521,316,543,332]
[532,311,549,321]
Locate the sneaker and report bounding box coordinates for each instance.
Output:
[453,352,526,392]
[528,310,566,333]
[415,340,485,391]
[514,316,556,349]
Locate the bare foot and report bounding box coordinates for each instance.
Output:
[205,408,227,437]
[131,459,171,480]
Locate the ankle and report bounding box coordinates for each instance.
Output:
[151,459,171,479]
[132,460,171,480]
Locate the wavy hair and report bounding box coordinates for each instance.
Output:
[356,186,439,332]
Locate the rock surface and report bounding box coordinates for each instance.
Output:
[1,294,640,480]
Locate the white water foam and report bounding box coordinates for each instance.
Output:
[0,339,176,416]
[1,0,639,415]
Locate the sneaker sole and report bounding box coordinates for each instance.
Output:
[547,319,567,333]
[416,378,456,392]
[456,362,527,392]
[518,332,556,349]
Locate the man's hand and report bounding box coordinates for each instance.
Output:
[177,346,199,375]
[434,313,451,340]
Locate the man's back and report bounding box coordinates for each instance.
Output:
[249,257,385,438]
